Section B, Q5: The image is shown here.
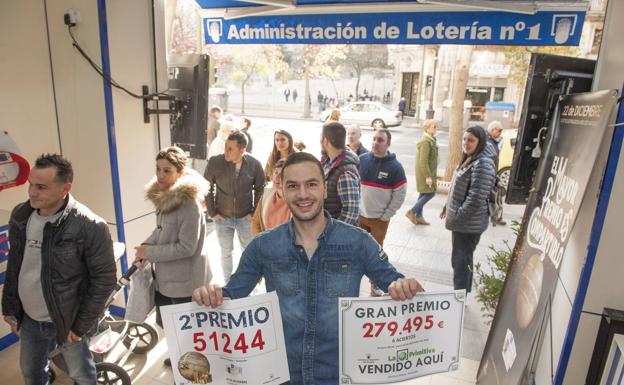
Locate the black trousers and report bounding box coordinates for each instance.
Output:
[451,231,481,293]
[154,291,192,328]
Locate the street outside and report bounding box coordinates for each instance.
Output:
[237,114,450,174]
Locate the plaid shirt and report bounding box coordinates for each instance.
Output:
[323,156,360,225]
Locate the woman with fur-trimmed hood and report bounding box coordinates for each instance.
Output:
[134,146,211,335]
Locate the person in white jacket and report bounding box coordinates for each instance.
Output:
[207,120,235,160]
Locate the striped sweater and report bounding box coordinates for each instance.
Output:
[358,152,407,221]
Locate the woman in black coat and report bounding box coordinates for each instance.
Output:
[440,126,497,293]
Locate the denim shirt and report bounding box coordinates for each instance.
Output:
[223,212,404,385]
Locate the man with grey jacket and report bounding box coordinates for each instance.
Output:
[2,154,116,385]
[204,131,265,282]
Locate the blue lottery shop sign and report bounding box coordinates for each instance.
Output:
[203,11,585,45]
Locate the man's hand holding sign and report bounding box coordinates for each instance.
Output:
[161,292,290,385]
[339,291,466,384]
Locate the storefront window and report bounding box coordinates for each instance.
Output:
[494,87,505,102]
[465,87,490,121]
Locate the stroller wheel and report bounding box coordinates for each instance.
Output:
[123,322,158,354]
[96,362,131,385]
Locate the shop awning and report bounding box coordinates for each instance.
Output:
[196,0,589,45]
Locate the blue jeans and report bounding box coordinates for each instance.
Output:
[215,217,253,281]
[410,192,436,217]
[20,314,96,385]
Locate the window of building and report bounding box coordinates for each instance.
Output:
[493,87,505,102]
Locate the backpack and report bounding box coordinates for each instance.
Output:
[488,175,505,226]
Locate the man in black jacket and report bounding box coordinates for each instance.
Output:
[204,132,265,282]
[2,154,116,385]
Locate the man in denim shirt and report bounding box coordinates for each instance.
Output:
[194,152,424,385]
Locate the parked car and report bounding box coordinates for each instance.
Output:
[320,101,402,128]
[497,128,518,190]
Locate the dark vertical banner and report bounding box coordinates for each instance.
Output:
[477,90,618,385]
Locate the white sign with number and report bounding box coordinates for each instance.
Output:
[339,290,465,384]
[161,292,289,385]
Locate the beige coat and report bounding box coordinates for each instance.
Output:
[143,169,211,298]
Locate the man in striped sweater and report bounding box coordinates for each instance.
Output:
[358,129,408,295]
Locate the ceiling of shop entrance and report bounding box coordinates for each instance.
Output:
[196,0,589,18]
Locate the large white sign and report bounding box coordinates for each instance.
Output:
[339,291,465,384]
[161,292,289,385]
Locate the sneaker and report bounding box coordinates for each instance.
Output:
[415,216,430,225]
[164,358,171,367]
[405,210,418,225]
[496,218,507,226]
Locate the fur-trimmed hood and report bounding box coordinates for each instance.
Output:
[145,168,209,213]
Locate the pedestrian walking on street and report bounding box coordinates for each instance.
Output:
[284,87,290,102]
[317,91,324,113]
[440,126,496,294]
[406,119,439,225]
[292,88,298,103]
[240,117,254,153]
[398,97,406,117]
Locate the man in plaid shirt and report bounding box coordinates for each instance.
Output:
[320,122,361,225]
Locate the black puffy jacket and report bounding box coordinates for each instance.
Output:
[1,195,116,343]
[444,152,497,234]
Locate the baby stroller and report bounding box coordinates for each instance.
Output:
[49,245,158,385]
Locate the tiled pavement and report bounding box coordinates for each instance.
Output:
[0,191,524,385]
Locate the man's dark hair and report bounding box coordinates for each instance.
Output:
[227,131,248,149]
[281,152,324,182]
[322,122,346,149]
[376,128,392,145]
[35,154,73,183]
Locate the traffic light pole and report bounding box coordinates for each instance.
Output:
[425,45,439,120]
